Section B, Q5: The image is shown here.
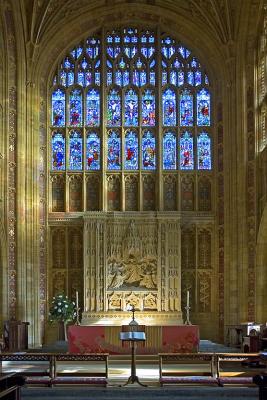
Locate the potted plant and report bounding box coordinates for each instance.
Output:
[48,294,76,341]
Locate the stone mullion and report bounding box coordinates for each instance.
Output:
[156,24,163,210]
[101,27,106,211]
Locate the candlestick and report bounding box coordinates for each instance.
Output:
[187,290,190,307]
[76,291,79,309]
[184,290,192,325]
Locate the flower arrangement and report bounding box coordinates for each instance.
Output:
[48,294,76,323]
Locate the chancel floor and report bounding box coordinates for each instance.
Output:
[1,341,263,399]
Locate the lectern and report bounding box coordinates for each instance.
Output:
[119,330,146,386]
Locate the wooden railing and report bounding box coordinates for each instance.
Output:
[159,352,267,386]
[0,351,266,387]
[0,353,109,386]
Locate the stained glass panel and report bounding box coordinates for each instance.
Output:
[142,130,156,169]
[162,88,176,126]
[107,89,121,126]
[197,132,211,169]
[107,130,121,170]
[69,89,82,126]
[52,131,65,170]
[142,89,155,126]
[125,130,138,170]
[180,89,193,126]
[197,88,210,126]
[124,89,138,126]
[163,131,176,170]
[69,130,83,170]
[52,89,65,126]
[86,132,100,170]
[180,131,194,170]
[86,89,100,126]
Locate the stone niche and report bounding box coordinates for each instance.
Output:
[82,212,183,326]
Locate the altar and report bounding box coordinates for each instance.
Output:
[68,325,199,354]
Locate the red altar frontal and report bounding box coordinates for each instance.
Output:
[68,325,199,354]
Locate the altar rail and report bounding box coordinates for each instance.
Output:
[0,353,109,387]
[159,352,267,386]
[0,352,266,387]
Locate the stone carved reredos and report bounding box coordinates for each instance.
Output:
[107,253,157,290]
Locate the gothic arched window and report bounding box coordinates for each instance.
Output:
[50,27,212,211]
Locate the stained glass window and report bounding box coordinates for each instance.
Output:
[86,132,100,170]
[86,89,100,126]
[52,89,65,126]
[163,131,176,170]
[107,89,121,126]
[142,130,156,170]
[69,130,83,170]
[180,89,193,126]
[142,89,155,126]
[107,130,121,170]
[51,27,213,195]
[125,130,138,170]
[52,131,65,170]
[197,132,211,169]
[197,88,210,126]
[180,131,194,170]
[69,89,82,126]
[162,88,176,126]
[124,89,138,126]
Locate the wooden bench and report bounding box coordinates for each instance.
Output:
[159,353,218,386]
[0,373,25,399]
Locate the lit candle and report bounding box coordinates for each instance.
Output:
[187,290,190,308]
[76,291,79,309]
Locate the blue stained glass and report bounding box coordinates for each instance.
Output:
[71,46,83,59]
[69,89,82,126]
[180,131,194,170]
[142,130,156,169]
[60,71,67,86]
[150,59,155,68]
[67,71,74,86]
[86,132,100,170]
[142,89,155,126]
[107,131,121,170]
[86,89,100,126]
[124,89,138,126]
[191,58,198,68]
[187,71,194,85]
[150,71,155,86]
[162,71,167,85]
[125,130,138,169]
[81,58,88,69]
[53,75,57,86]
[77,71,85,86]
[170,71,176,85]
[52,131,65,170]
[115,71,122,86]
[173,58,181,68]
[178,71,184,86]
[195,71,201,86]
[163,131,176,170]
[64,58,72,69]
[197,132,211,169]
[52,89,65,126]
[205,74,209,85]
[69,130,83,170]
[95,72,101,85]
[124,47,131,58]
[107,72,112,85]
[85,72,92,86]
[141,47,148,58]
[123,71,130,86]
[133,71,139,86]
[140,71,147,86]
[95,60,100,68]
[197,89,210,126]
[107,89,121,126]
[162,46,168,58]
[162,88,176,126]
[180,90,193,126]
[86,38,100,59]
